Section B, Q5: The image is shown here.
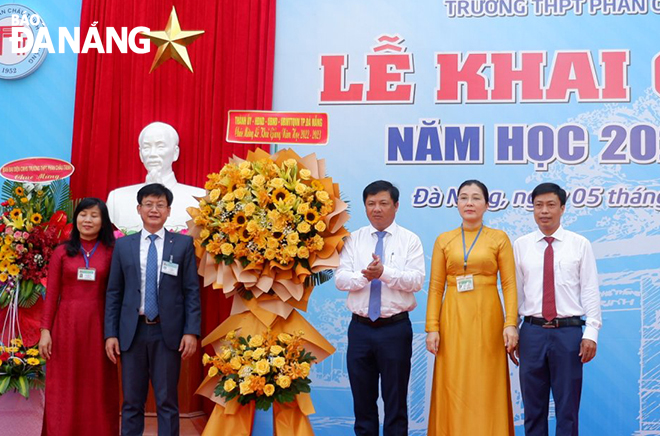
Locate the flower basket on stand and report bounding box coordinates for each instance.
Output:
[0,181,71,428]
[188,149,350,435]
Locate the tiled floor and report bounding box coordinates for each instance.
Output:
[142,415,208,435]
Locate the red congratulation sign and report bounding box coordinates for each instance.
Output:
[227,111,328,145]
[0,157,75,182]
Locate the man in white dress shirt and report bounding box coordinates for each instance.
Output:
[513,182,602,436]
[336,180,425,436]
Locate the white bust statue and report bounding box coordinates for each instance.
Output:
[106,122,205,232]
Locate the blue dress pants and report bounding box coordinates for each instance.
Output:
[347,316,412,436]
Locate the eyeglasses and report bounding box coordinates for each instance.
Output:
[140,202,169,211]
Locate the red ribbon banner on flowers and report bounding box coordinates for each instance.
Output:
[226,111,329,145]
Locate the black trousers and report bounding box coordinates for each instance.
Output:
[347,316,413,436]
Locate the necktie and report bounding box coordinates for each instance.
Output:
[368,231,387,322]
[542,236,557,322]
[145,234,159,321]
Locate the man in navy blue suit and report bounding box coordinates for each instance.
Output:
[105,183,201,436]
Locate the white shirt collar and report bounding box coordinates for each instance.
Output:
[369,221,398,236]
[141,227,166,241]
[535,225,565,242]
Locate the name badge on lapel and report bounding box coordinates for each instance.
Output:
[162,260,179,276]
[456,274,474,292]
[77,267,96,281]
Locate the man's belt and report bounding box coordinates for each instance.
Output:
[524,316,585,329]
[139,315,160,325]
[352,311,409,328]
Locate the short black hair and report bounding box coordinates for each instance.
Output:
[363,180,399,204]
[458,179,489,205]
[65,197,115,256]
[137,183,173,206]
[531,182,567,206]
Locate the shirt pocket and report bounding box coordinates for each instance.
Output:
[557,257,581,288]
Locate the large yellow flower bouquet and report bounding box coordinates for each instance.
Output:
[190,149,347,435]
[204,329,315,411]
[188,148,349,306]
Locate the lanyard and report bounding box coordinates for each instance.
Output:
[80,240,100,269]
[461,224,483,271]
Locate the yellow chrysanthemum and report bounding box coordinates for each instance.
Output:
[264,384,275,397]
[6,346,18,353]
[26,348,39,356]
[224,379,237,392]
[0,273,8,282]
[10,338,22,346]
[14,187,24,196]
[20,197,28,204]
[276,375,291,389]
[7,264,20,276]
[30,213,43,224]
[0,259,9,271]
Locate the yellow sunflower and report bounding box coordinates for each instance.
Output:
[9,209,22,220]
[270,187,290,204]
[7,198,15,206]
[233,211,247,227]
[30,213,43,224]
[14,186,24,196]
[304,209,320,224]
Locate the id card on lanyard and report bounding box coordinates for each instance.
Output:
[78,240,100,281]
[456,225,482,292]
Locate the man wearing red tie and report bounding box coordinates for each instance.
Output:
[513,183,602,436]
